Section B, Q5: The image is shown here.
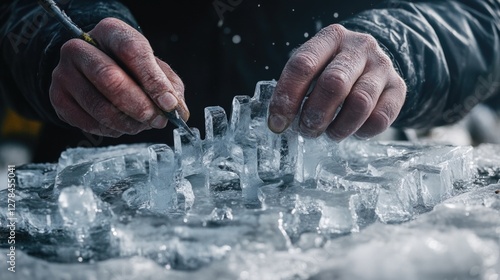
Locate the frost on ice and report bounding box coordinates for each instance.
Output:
[1,81,500,280]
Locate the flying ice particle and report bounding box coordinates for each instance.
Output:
[232,35,242,44]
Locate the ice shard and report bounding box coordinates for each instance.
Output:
[174,127,203,177]
[148,144,178,213]
[203,106,240,190]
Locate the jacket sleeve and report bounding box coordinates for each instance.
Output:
[342,0,500,129]
[0,0,139,125]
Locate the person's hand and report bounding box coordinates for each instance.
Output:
[268,24,406,141]
[50,18,188,137]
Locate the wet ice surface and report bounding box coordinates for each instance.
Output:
[1,81,500,280]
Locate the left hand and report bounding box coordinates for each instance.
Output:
[267,24,407,141]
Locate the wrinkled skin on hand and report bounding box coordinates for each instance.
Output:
[50,18,189,137]
[268,24,407,141]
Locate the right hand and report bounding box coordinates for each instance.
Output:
[50,18,189,137]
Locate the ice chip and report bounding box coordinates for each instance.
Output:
[251,80,276,104]
[208,168,240,191]
[148,144,178,213]
[15,163,57,189]
[374,173,413,223]
[230,95,253,142]
[412,164,453,208]
[295,135,340,183]
[174,127,203,177]
[253,210,292,250]
[124,154,148,176]
[57,144,150,172]
[315,158,349,192]
[278,131,300,176]
[54,162,94,195]
[176,178,195,211]
[205,106,229,140]
[58,186,100,229]
[474,143,500,177]
[209,205,234,221]
[87,156,127,194]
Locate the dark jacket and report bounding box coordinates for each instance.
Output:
[1,0,500,161]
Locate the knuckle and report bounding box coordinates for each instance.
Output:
[97,17,118,28]
[318,69,350,95]
[367,113,391,134]
[374,52,393,71]
[94,64,127,92]
[322,24,346,39]
[394,76,407,95]
[371,103,399,131]
[356,33,379,51]
[95,18,124,34]
[135,105,156,122]
[141,73,167,97]
[60,39,83,56]
[350,90,374,114]
[90,101,110,120]
[116,37,151,63]
[174,79,185,96]
[287,51,320,78]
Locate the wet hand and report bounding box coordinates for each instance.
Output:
[50,18,189,137]
[268,24,406,140]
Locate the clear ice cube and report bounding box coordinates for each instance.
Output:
[58,186,100,228]
[315,158,350,192]
[412,164,453,208]
[57,143,150,172]
[15,163,57,189]
[174,127,203,177]
[148,144,178,213]
[204,106,228,141]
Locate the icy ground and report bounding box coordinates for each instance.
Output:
[1,81,500,280]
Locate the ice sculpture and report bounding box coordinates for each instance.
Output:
[1,81,499,280]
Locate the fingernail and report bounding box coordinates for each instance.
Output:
[354,133,370,140]
[156,93,178,111]
[299,125,319,138]
[151,115,167,129]
[326,131,343,143]
[268,114,287,133]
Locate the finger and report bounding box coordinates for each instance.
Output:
[89,18,179,112]
[61,39,168,129]
[155,57,190,121]
[354,81,406,138]
[268,24,347,133]
[49,85,123,137]
[299,47,367,138]
[325,71,388,141]
[54,57,155,134]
